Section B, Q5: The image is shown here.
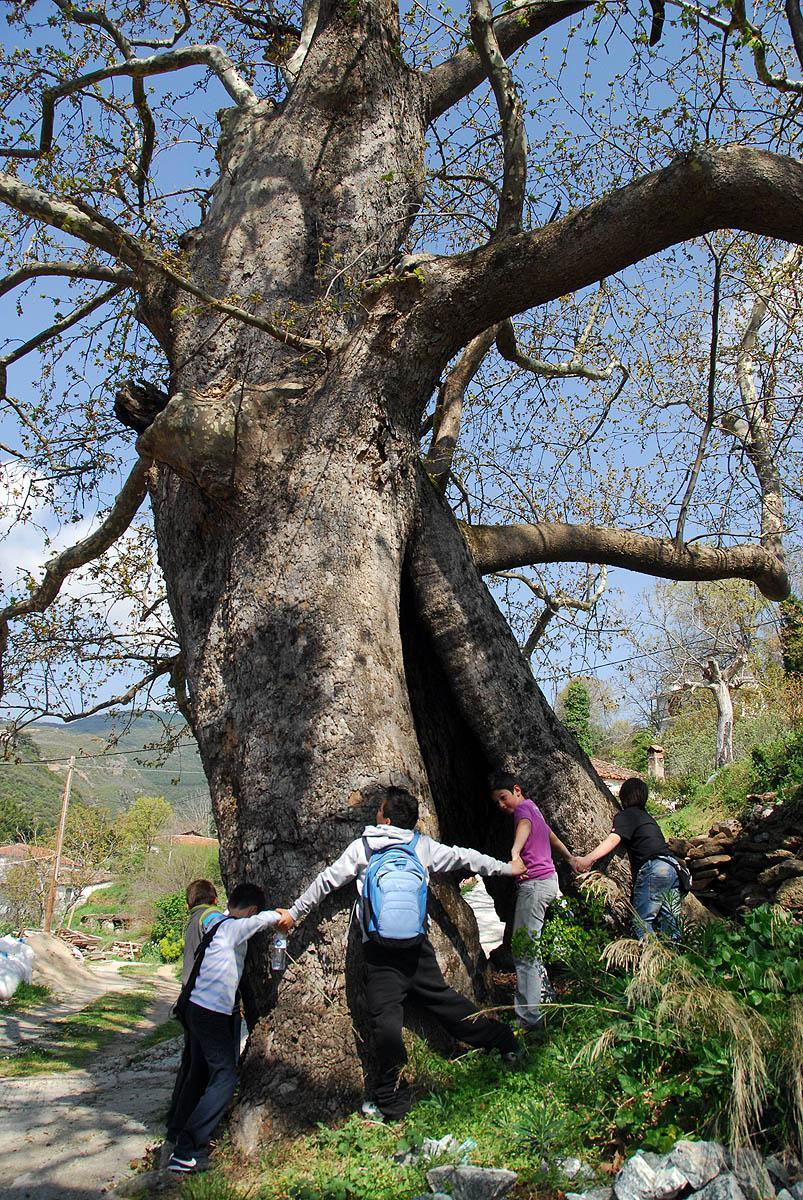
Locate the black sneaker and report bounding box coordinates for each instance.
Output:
[501,1047,526,1067]
[167,1152,207,1173]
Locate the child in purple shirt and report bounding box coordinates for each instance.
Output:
[489,773,574,1029]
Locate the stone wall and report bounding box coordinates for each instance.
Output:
[667,796,803,917]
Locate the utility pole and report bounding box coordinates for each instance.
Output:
[43,755,75,934]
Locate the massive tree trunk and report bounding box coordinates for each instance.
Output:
[133,0,620,1144]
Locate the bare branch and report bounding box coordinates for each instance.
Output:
[0,261,136,298]
[496,284,625,382]
[465,520,789,600]
[498,565,608,655]
[666,0,803,94]
[59,659,180,723]
[426,0,591,121]
[0,44,259,166]
[424,326,498,489]
[0,285,126,381]
[469,0,528,234]
[0,457,153,700]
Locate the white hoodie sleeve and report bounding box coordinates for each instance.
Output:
[421,837,513,877]
[289,838,367,923]
[228,910,280,944]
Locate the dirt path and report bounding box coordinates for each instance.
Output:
[0,967,181,1200]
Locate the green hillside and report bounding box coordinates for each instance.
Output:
[0,732,84,838]
[1,714,209,823]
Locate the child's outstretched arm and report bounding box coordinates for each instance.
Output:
[285,839,366,928]
[424,839,525,877]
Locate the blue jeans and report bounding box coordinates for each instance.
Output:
[632,858,681,940]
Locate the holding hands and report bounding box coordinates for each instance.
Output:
[570,854,594,873]
[276,908,296,932]
[510,854,528,878]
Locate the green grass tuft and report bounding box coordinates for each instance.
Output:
[0,981,51,1012]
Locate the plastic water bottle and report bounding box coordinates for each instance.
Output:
[270,933,287,972]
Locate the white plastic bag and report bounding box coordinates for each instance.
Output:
[0,936,35,984]
[0,953,27,1000]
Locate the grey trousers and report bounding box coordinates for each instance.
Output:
[512,874,560,1027]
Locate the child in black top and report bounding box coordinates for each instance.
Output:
[573,778,682,939]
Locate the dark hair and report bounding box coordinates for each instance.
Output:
[378,786,419,829]
[228,882,266,911]
[619,777,648,809]
[488,772,524,794]
[186,879,217,908]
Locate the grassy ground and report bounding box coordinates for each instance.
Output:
[173,993,658,1200]
[0,981,52,1012]
[0,987,155,1076]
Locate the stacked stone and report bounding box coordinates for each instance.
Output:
[667,797,803,917]
[567,1143,802,1200]
[408,1141,803,1200]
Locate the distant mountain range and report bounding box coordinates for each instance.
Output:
[1,712,210,830]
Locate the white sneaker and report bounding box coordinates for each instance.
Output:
[360,1099,383,1120]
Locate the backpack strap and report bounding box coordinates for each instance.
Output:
[174,916,230,1025]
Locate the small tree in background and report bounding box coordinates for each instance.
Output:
[559,680,596,756]
[779,595,803,677]
[117,795,173,860]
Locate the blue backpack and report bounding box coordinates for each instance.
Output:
[361,833,428,948]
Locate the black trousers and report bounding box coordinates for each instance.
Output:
[166,1012,240,1141]
[166,1029,206,1141]
[363,938,515,1119]
[170,1003,239,1158]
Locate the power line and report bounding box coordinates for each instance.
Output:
[0,745,207,767]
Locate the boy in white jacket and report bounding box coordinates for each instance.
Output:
[278,786,525,1120]
[168,883,280,1174]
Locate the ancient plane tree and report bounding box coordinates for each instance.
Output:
[0,0,802,1136]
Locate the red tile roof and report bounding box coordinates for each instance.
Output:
[591,758,640,782]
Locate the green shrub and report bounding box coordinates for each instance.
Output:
[149,891,187,962]
[751,728,803,797]
[581,908,803,1152]
[509,891,608,978]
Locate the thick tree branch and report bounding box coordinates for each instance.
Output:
[0,261,136,298]
[717,244,802,568]
[469,0,527,235]
[284,0,320,82]
[426,0,591,121]
[424,326,498,490]
[415,146,803,358]
[787,0,803,70]
[465,521,789,600]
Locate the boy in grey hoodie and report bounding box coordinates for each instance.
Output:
[278,785,524,1120]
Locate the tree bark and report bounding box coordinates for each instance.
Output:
[116,0,777,1146]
